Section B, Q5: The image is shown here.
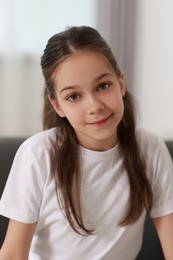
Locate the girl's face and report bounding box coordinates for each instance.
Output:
[51,50,125,151]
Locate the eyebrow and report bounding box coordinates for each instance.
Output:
[59,73,113,94]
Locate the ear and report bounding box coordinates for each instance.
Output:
[48,96,65,117]
[118,72,126,97]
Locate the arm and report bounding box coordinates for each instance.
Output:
[0,219,36,260]
[153,213,173,260]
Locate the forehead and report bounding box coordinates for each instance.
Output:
[53,50,115,86]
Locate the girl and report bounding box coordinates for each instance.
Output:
[0,26,173,260]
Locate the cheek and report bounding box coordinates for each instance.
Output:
[62,107,83,123]
[109,94,124,111]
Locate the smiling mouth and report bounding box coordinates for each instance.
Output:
[88,114,112,125]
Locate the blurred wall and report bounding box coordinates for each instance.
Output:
[0,0,97,137]
[96,0,173,139]
[132,0,173,139]
[0,0,173,139]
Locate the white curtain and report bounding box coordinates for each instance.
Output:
[96,0,173,139]
[96,0,139,92]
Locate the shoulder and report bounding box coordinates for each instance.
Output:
[136,129,173,218]
[7,128,57,188]
[17,128,57,158]
[136,127,172,168]
[136,127,173,179]
[21,127,56,151]
[0,129,57,223]
[136,127,165,152]
[13,128,57,170]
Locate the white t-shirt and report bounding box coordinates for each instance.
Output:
[0,128,173,260]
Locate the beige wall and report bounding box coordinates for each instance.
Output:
[0,0,97,137]
[0,0,173,139]
[132,0,173,139]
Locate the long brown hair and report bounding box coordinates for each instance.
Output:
[41,26,152,235]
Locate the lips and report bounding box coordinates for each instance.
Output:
[87,114,112,125]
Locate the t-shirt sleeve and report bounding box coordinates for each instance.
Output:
[149,137,173,218]
[0,142,45,223]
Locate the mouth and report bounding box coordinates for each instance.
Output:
[87,114,112,126]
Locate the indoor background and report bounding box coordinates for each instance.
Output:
[0,0,173,139]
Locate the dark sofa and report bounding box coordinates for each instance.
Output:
[0,137,173,259]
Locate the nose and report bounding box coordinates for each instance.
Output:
[87,95,104,114]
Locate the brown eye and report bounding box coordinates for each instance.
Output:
[98,83,111,91]
[67,93,80,101]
